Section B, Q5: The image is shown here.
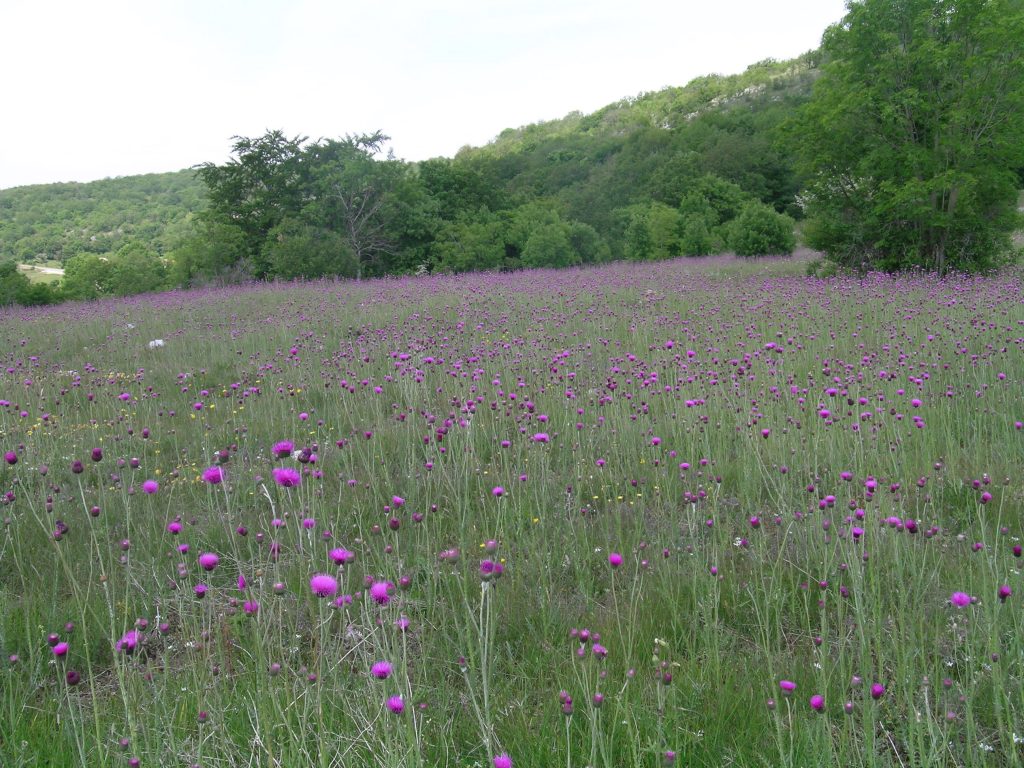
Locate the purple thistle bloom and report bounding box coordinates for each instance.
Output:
[273,440,294,459]
[997,585,1012,602]
[198,552,219,572]
[779,680,796,696]
[386,695,405,714]
[493,755,512,768]
[142,479,159,494]
[870,683,885,700]
[950,591,972,607]
[194,584,208,599]
[272,467,301,488]
[371,661,393,679]
[329,547,355,565]
[202,466,223,484]
[3,450,16,465]
[608,552,623,568]
[492,486,505,498]
[810,694,825,712]
[115,631,140,654]
[369,581,392,605]
[52,642,69,657]
[310,574,339,598]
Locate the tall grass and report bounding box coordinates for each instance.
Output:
[0,256,1021,767]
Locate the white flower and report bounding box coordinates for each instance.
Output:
[148,339,165,349]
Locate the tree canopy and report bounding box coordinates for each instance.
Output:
[790,0,1024,273]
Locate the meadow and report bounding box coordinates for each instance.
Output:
[0,255,1021,767]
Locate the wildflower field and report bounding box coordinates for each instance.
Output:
[1,256,1022,767]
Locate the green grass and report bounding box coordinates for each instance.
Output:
[0,255,1021,767]
[16,263,63,284]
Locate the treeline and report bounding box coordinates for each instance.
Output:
[0,55,810,304]
[170,57,808,286]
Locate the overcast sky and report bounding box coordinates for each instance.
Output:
[0,0,848,190]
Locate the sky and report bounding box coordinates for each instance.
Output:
[0,0,849,190]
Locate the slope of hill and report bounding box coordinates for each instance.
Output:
[0,169,205,264]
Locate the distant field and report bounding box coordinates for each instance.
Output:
[0,254,1021,767]
[17,263,63,284]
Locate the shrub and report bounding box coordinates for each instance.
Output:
[729,203,796,256]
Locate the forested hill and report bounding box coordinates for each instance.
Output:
[0,52,818,280]
[453,52,819,230]
[0,170,205,263]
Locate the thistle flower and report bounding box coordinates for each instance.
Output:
[329,547,355,565]
[198,552,219,572]
[310,574,339,598]
[272,441,294,459]
[386,695,405,714]
[116,631,140,654]
[369,581,392,605]
[779,680,796,696]
[608,552,623,568]
[142,480,159,494]
[272,467,301,488]
[371,661,393,679]
[202,466,223,484]
[493,754,512,768]
[810,694,825,712]
[950,591,972,607]
[870,683,885,700]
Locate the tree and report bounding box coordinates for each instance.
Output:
[0,261,32,306]
[622,202,683,261]
[261,218,356,279]
[431,217,507,273]
[61,254,115,300]
[790,0,1024,272]
[109,241,167,295]
[521,222,578,268]
[195,131,309,273]
[304,133,405,280]
[728,202,796,256]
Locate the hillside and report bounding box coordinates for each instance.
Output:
[0,169,205,264]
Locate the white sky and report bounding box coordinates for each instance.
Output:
[0,0,848,190]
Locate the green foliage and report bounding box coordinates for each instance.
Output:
[261,218,356,280]
[431,217,507,273]
[521,222,578,268]
[108,241,167,295]
[0,170,204,264]
[168,219,250,286]
[789,0,1024,272]
[728,202,797,256]
[0,261,32,306]
[60,242,168,299]
[622,202,683,261]
[60,254,115,300]
[678,213,719,256]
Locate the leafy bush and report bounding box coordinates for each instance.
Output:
[729,203,796,256]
